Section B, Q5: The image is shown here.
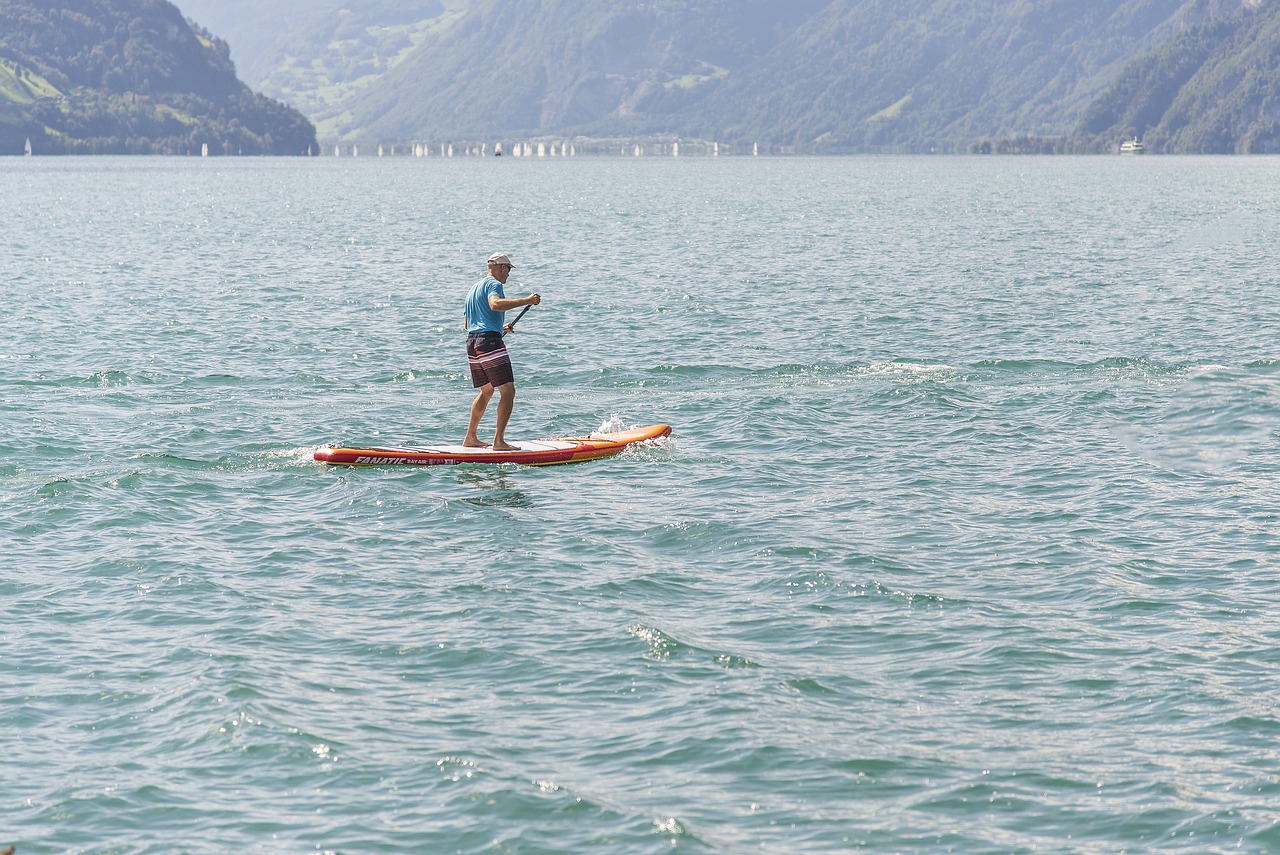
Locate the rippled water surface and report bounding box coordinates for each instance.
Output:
[4,155,1280,853]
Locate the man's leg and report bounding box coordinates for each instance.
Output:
[464,384,494,446]
[491,382,517,450]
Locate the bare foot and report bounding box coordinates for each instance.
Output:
[491,441,519,452]
[461,439,490,448]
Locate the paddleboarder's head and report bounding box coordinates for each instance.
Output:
[487,252,515,283]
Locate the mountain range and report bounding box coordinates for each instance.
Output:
[171,0,1280,153]
[6,1,1279,155]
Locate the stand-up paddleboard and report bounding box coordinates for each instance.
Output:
[315,424,672,467]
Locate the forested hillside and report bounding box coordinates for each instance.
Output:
[1076,0,1280,152]
[669,0,1191,152]
[0,0,317,155]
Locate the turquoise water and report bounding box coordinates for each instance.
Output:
[4,154,1280,854]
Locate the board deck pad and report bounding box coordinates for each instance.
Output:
[314,424,672,467]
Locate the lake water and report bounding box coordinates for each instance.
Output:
[3,154,1280,854]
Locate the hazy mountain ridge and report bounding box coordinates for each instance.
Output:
[333,0,830,143]
[660,0,1194,151]
[252,0,455,136]
[0,0,317,155]
[173,0,1280,153]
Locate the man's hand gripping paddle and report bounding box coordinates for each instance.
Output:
[503,304,532,335]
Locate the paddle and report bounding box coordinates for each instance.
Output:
[504,304,532,334]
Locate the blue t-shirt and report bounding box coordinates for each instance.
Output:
[464,275,506,333]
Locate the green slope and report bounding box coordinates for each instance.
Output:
[0,58,61,102]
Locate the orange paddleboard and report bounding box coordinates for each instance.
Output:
[314,424,672,467]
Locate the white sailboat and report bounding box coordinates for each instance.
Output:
[24,136,32,156]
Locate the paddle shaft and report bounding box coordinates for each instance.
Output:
[506,304,532,332]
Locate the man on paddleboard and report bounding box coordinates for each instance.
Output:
[462,252,541,451]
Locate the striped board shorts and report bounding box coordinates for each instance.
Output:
[466,331,514,388]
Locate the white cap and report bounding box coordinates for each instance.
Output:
[487,252,515,268]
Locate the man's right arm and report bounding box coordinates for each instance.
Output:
[488,293,540,312]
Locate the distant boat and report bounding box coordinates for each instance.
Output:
[24,136,32,156]
[1120,137,1144,155]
